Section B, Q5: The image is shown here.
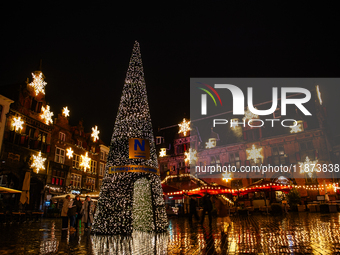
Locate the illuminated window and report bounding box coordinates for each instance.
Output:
[55,147,65,164]
[229,152,241,169]
[91,160,97,174]
[71,173,82,187]
[73,154,80,169]
[272,146,287,165]
[99,162,104,176]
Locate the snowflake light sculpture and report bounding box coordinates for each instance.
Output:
[80,152,91,172]
[12,116,24,132]
[41,105,54,125]
[298,156,318,177]
[246,144,263,163]
[31,151,46,173]
[184,148,197,164]
[91,126,100,142]
[290,124,302,133]
[29,72,47,96]
[159,148,166,157]
[178,118,190,136]
[66,147,74,159]
[205,138,216,149]
[62,106,70,117]
[222,172,232,182]
[242,106,259,122]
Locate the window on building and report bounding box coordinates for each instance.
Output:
[73,154,80,169]
[155,136,164,145]
[91,160,97,173]
[98,179,103,189]
[71,173,82,187]
[229,152,241,169]
[299,140,315,160]
[86,177,95,190]
[55,147,65,164]
[59,132,66,141]
[77,140,82,147]
[26,126,35,139]
[99,163,104,176]
[272,146,287,165]
[100,151,104,160]
[244,129,260,142]
[51,170,66,186]
[104,152,108,161]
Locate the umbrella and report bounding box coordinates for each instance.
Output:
[20,172,30,204]
[0,186,22,194]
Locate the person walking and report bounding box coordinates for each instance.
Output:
[68,199,77,232]
[200,193,213,226]
[81,196,94,231]
[74,195,83,230]
[61,195,71,230]
[188,196,199,223]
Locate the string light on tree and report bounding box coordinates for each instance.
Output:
[242,106,259,122]
[159,148,166,157]
[31,151,46,173]
[66,147,74,159]
[185,148,197,164]
[29,72,47,96]
[91,126,100,142]
[80,152,91,172]
[246,144,263,163]
[41,105,54,125]
[12,116,24,132]
[62,106,70,117]
[92,41,167,235]
[178,118,190,136]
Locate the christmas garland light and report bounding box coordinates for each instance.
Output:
[92,41,167,235]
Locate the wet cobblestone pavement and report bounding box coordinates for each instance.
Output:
[1,212,340,254]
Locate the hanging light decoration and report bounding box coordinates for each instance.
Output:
[31,151,46,173]
[184,148,197,164]
[91,126,100,142]
[80,152,91,171]
[29,72,47,96]
[66,147,74,159]
[246,144,263,163]
[159,148,166,157]
[62,106,70,117]
[178,118,190,136]
[41,105,54,125]
[12,116,24,132]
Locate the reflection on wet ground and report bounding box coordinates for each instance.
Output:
[0,212,340,254]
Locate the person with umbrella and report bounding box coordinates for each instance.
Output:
[200,193,213,226]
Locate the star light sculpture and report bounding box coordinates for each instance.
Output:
[242,107,259,122]
[159,148,166,157]
[298,156,318,177]
[246,144,263,163]
[66,147,74,159]
[12,116,24,132]
[184,148,197,164]
[41,105,54,125]
[31,151,46,173]
[222,172,232,182]
[91,126,100,142]
[29,72,47,96]
[80,152,91,172]
[62,106,70,117]
[178,118,190,136]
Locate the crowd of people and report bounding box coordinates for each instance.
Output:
[61,195,95,232]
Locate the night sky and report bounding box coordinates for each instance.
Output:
[1,2,340,145]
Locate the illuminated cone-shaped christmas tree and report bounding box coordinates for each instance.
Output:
[92,41,168,235]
